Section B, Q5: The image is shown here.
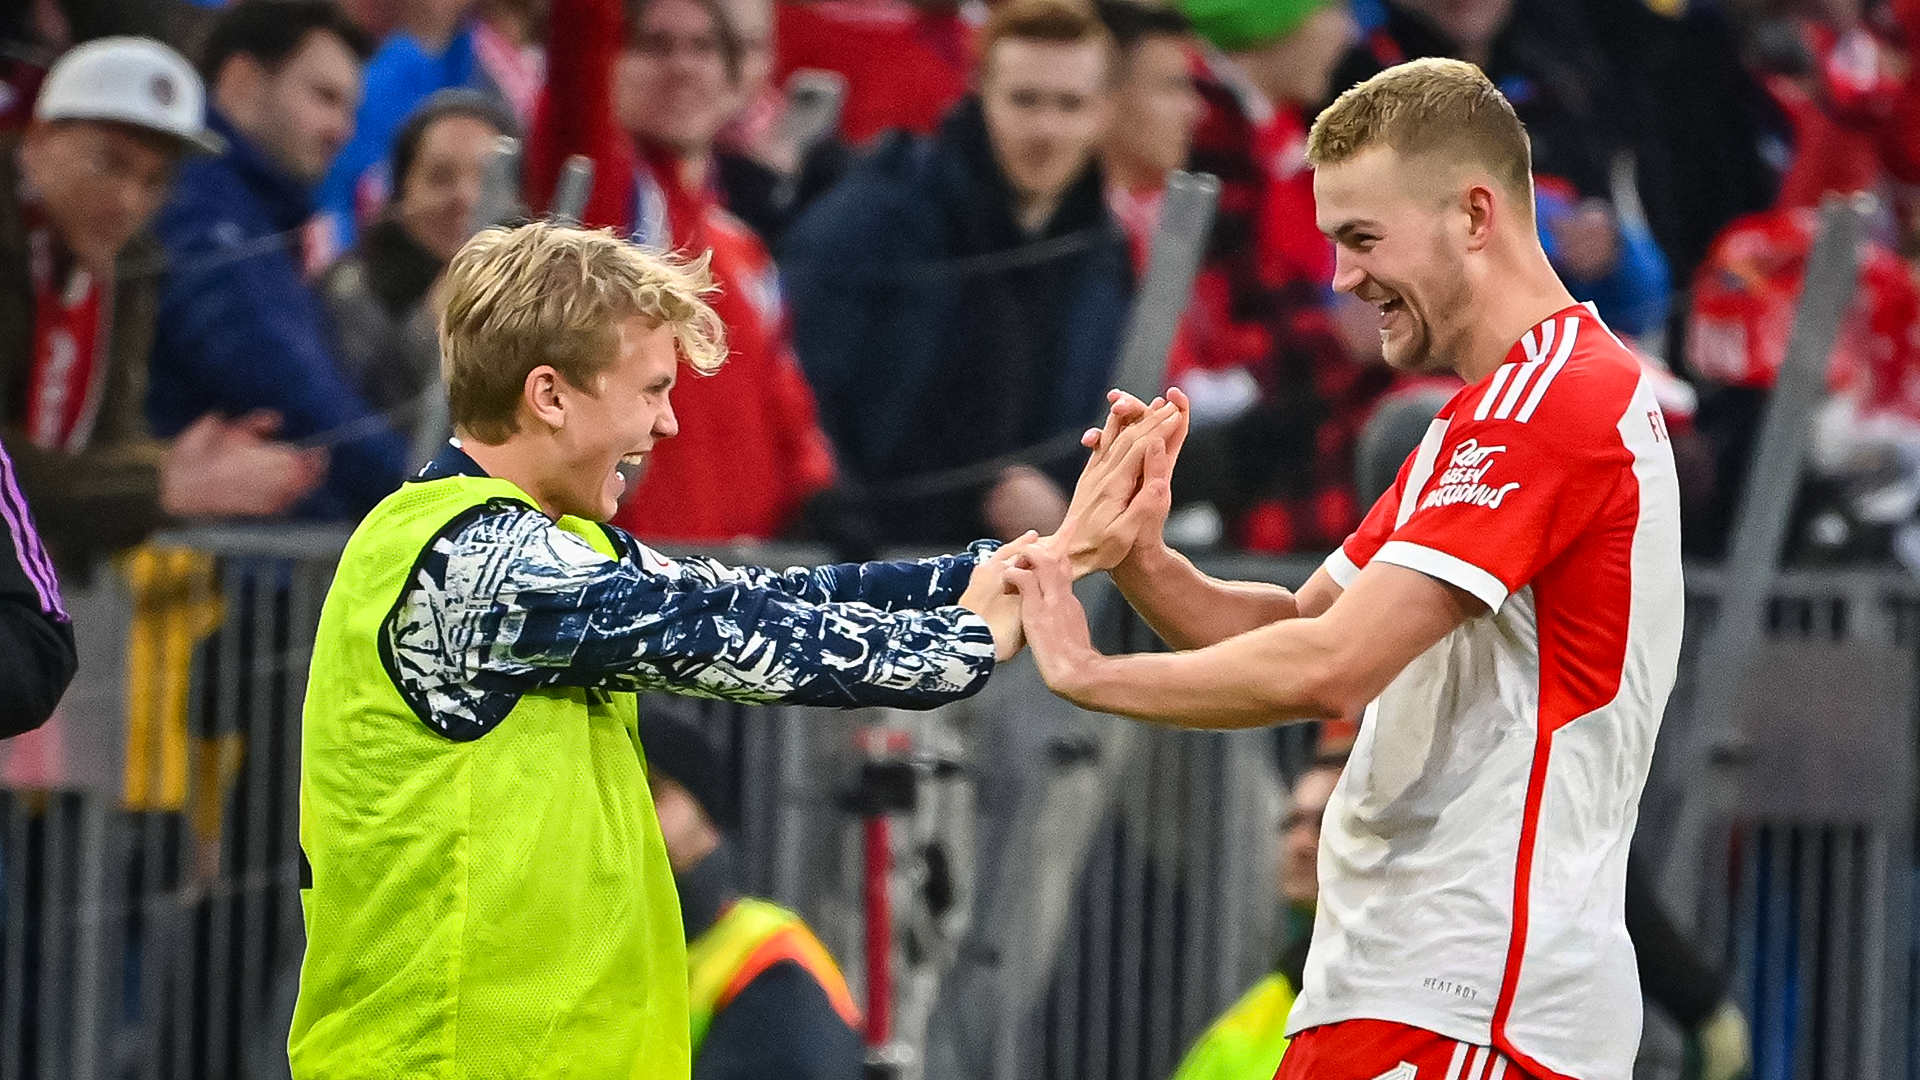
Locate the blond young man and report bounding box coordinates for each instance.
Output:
[292,221,1172,1078]
[1015,60,1683,1080]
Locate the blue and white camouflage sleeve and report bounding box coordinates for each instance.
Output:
[389,505,996,728]
[601,527,998,611]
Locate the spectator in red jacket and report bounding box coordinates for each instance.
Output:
[527,0,839,544]
[1751,0,1920,209]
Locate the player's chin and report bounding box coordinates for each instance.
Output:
[594,475,624,521]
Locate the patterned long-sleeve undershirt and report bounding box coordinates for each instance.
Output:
[384,499,999,740]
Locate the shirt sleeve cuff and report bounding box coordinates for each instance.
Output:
[1370,541,1510,612]
[1323,546,1362,590]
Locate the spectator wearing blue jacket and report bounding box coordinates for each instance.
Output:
[782,0,1130,548]
[150,0,409,521]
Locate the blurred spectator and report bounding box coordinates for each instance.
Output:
[1169,758,1335,1080]
[0,439,75,737]
[1688,205,1920,563]
[641,708,864,1080]
[1623,852,1754,1080]
[149,0,412,521]
[783,0,1129,546]
[1333,0,1675,339]
[321,90,513,468]
[4,37,324,572]
[527,0,840,543]
[1746,0,1920,213]
[773,0,974,147]
[1165,0,1388,554]
[1096,0,1203,376]
[1,1,62,137]
[1574,0,1780,292]
[712,0,854,246]
[316,0,545,253]
[337,0,406,39]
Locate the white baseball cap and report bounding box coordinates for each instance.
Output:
[34,37,225,155]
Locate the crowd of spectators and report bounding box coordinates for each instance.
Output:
[4,0,1920,575]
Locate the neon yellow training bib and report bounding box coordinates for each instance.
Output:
[291,474,689,1079]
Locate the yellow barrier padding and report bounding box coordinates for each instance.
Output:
[120,545,227,813]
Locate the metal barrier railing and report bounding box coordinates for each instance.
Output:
[0,531,1915,1080]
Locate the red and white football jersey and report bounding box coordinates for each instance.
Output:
[1287,304,1684,1080]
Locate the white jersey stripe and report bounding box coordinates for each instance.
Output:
[1524,317,1556,364]
[1475,363,1518,421]
[1394,418,1450,528]
[1443,1042,1472,1080]
[1515,318,1581,423]
[1493,358,1543,419]
[1486,1055,1509,1080]
[1464,1045,1489,1080]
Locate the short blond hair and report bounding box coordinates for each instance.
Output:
[1308,58,1532,212]
[440,222,727,443]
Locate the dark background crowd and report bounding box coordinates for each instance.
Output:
[5,0,1920,577]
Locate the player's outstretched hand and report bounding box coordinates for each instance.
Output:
[1005,544,1100,701]
[959,531,1039,661]
[1050,390,1187,577]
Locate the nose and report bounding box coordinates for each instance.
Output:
[654,401,679,440]
[1332,249,1367,295]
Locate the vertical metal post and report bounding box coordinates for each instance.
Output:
[548,156,595,225]
[1177,734,1217,1059]
[1111,741,1147,1080]
[1661,196,1869,917]
[1143,736,1179,1080]
[1794,826,1819,1080]
[203,561,246,1080]
[238,574,276,1072]
[470,137,523,236]
[1080,824,1114,1080]
[67,797,113,1080]
[41,795,71,1080]
[3,797,27,1080]
[1825,826,1857,1079]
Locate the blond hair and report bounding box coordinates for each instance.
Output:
[440,221,727,443]
[1307,58,1532,213]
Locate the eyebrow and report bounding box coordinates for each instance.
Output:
[1323,220,1382,243]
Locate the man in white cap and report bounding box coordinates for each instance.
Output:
[3,35,324,572]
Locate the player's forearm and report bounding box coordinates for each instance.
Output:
[1047,623,1344,729]
[1110,543,1298,651]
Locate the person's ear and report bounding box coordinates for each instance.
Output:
[1463,182,1497,253]
[522,366,567,431]
[211,55,268,130]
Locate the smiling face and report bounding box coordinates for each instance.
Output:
[1314,144,1477,374]
[396,113,503,262]
[546,313,682,521]
[19,120,180,273]
[617,0,741,157]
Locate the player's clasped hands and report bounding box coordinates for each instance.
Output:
[960,387,1190,672]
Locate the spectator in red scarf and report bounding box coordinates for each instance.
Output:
[527,0,839,544]
[4,37,323,573]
